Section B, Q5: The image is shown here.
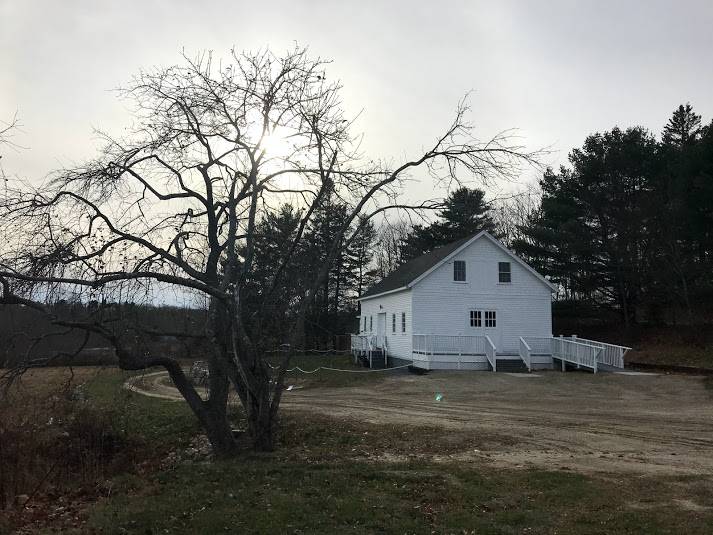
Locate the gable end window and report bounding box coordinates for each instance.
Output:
[401,312,406,333]
[392,313,396,333]
[453,260,466,282]
[469,310,482,327]
[498,262,511,283]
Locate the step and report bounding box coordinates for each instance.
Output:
[495,359,529,373]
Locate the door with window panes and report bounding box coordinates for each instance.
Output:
[468,307,502,351]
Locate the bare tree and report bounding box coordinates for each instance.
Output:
[0,112,20,179]
[373,218,413,277]
[0,47,539,455]
[491,186,542,247]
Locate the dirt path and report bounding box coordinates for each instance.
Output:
[125,370,713,476]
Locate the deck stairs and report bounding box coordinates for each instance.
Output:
[494,355,529,373]
[357,349,387,369]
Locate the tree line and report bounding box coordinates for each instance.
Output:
[279,103,713,335]
[514,104,713,326]
[5,103,705,365]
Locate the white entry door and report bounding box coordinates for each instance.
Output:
[469,308,503,352]
[377,312,387,348]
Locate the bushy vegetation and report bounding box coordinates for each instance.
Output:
[0,368,198,532]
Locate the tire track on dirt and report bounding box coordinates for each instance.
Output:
[125,371,713,475]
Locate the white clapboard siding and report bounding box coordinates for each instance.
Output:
[358,288,413,361]
[411,236,552,355]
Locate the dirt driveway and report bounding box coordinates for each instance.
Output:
[128,370,713,476]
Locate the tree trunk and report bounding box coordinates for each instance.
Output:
[243,377,276,451]
[202,406,239,457]
[202,356,239,457]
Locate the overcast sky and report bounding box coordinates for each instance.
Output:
[2,0,712,198]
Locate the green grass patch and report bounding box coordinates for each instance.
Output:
[84,457,713,535]
[83,368,200,449]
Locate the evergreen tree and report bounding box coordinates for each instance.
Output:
[662,103,702,148]
[242,204,307,344]
[346,217,377,297]
[514,127,658,325]
[401,187,496,261]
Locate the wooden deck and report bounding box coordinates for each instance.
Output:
[352,334,630,373]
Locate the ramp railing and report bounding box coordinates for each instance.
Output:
[566,336,630,369]
[552,337,602,373]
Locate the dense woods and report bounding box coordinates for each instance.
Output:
[514,104,713,326]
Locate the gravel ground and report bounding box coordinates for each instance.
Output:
[126,369,713,476]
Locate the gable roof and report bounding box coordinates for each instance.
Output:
[360,235,472,299]
[358,230,556,301]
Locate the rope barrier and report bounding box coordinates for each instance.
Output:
[264,348,352,354]
[267,362,414,374]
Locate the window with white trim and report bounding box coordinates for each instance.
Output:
[370,315,373,331]
[453,260,466,282]
[469,310,482,327]
[362,317,366,332]
[401,312,406,333]
[485,310,497,327]
[498,262,511,283]
[392,313,396,333]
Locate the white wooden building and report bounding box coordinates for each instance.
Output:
[351,231,629,372]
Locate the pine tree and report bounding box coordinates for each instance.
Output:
[401,187,496,261]
[346,217,377,297]
[662,103,702,147]
[514,128,659,325]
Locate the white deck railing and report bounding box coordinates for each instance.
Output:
[351,334,368,352]
[412,334,491,355]
[566,337,630,368]
[518,336,532,372]
[552,337,602,372]
[351,334,389,368]
[412,334,497,371]
[522,336,553,355]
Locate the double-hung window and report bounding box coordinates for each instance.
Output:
[392,313,396,333]
[370,315,373,331]
[453,260,466,282]
[498,262,511,283]
[469,310,482,327]
[401,312,406,333]
[485,310,497,328]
